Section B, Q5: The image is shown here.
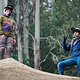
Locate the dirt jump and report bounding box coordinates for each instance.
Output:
[0,58,79,80]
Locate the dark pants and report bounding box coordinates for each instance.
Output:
[0,35,13,59]
[57,57,80,76]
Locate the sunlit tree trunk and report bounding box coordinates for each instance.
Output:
[23,0,30,65]
[16,0,23,63]
[34,0,41,70]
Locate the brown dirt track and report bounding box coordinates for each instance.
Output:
[0,58,79,80]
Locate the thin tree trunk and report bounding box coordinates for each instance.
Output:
[16,0,23,63]
[34,0,41,70]
[0,0,7,15]
[23,0,30,65]
[51,0,54,14]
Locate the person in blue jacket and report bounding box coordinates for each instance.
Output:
[57,27,80,76]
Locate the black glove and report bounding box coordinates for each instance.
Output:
[63,36,67,51]
[63,36,67,43]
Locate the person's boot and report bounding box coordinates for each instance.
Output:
[0,48,5,59]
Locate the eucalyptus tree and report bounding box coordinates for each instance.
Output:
[23,0,30,65]
[16,0,23,63]
[34,0,41,69]
[0,0,7,15]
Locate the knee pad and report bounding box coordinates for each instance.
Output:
[6,46,13,50]
[6,46,14,53]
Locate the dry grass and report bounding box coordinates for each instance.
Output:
[0,58,79,80]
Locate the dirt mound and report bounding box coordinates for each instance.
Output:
[0,58,79,80]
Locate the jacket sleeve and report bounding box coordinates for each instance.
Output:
[62,37,71,52]
[0,16,4,34]
[0,16,3,31]
[12,20,17,39]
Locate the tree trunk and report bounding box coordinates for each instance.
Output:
[34,0,41,70]
[16,0,23,63]
[51,0,54,14]
[0,0,7,15]
[23,0,30,65]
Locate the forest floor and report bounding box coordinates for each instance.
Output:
[0,58,79,80]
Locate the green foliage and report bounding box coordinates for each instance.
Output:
[13,0,80,77]
[39,0,80,76]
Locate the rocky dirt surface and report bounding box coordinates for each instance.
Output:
[0,58,79,80]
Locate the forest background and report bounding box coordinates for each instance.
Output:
[0,0,80,77]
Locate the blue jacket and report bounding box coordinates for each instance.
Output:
[63,38,80,57]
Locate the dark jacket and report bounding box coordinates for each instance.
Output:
[63,38,80,57]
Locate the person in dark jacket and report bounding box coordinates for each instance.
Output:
[57,27,80,76]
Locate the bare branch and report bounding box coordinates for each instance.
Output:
[49,52,59,64]
[40,53,49,64]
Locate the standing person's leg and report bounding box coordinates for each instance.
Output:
[0,35,6,59]
[76,57,80,77]
[57,58,77,75]
[4,37,13,58]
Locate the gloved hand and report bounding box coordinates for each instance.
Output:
[63,36,67,51]
[63,36,67,43]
